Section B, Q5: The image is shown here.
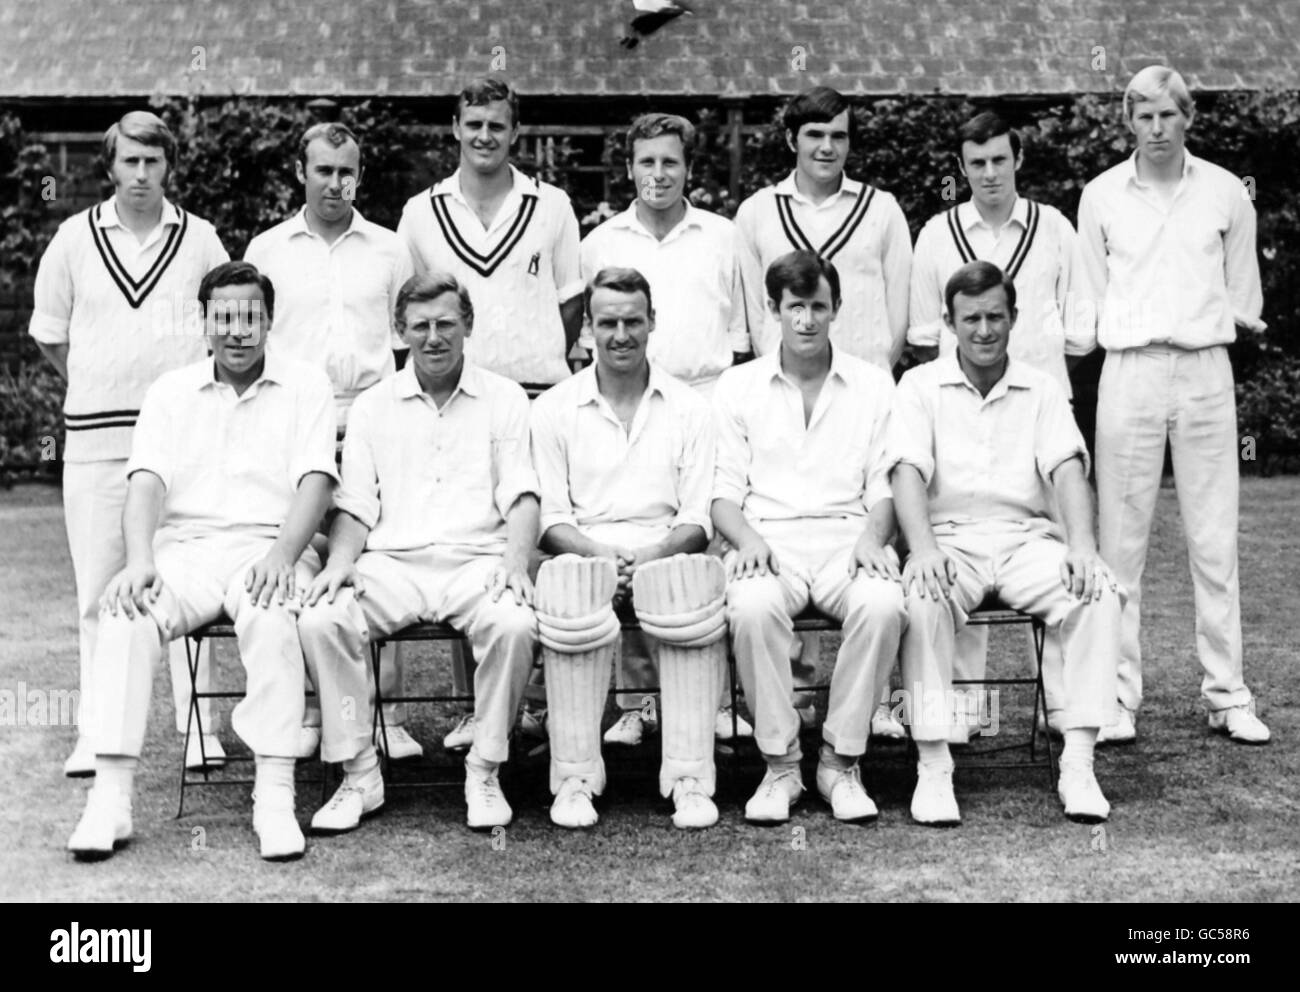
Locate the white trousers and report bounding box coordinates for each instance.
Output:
[901,528,1120,740]
[1096,345,1249,712]
[725,519,905,759]
[297,547,536,764]
[63,459,213,737]
[87,534,317,758]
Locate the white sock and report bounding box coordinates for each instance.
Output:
[1061,728,1098,767]
[254,756,295,795]
[916,740,953,769]
[466,750,497,780]
[95,756,137,797]
[343,746,379,784]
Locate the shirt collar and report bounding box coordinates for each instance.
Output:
[576,362,667,406]
[936,349,1033,396]
[395,359,484,401]
[1122,148,1199,189]
[287,204,369,241]
[611,201,704,239]
[200,346,288,392]
[958,194,1028,232]
[432,165,538,204]
[775,171,863,205]
[763,345,852,386]
[98,196,181,230]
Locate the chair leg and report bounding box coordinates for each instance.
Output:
[371,640,390,779]
[175,634,204,819]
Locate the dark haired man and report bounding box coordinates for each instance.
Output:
[713,250,904,825]
[31,111,230,779]
[890,260,1119,827]
[67,261,338,861]
[908,110,1095,743]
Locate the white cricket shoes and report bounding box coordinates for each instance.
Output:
[442,714,476,753]
[252,787,305,861]
[1097,705,1136,745]
[68,786,133,860]
[1208,703,1270,744]
[185,733,226,771]
[910,763,961,826]
[714,705,754,741]
[870,702,907,741]
[377,724,424,761]
[1058,760,1110,823]
[294,726,322,759]
[671,777,719,829]
[64,737,97,778]
[311,770,385,835]
[815,762,878,823]
[465,765,512,830]
[743,767,804,824]
[550,776,598,829]
[604,709,655,747]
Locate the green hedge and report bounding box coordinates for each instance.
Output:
[3,91,1299,477]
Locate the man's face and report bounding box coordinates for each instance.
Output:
[947,285,1016,371]
[770,277,838,360]
[628,134,690,213]
[788,109,850,188]
[589,287,653,377]
[1129,93,1191,167]
[205,283,270,379]
[109,136,168,213]
[296,137,361,226]
[453,100,517,175]
[403,293,470,381]
[960,133,1021,213]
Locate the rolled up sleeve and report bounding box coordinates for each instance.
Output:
[671,400,716,536]
[125,383,174,490]
[291,375,341,488]
[530,396,578,533]
[863,386,895,512]
[29,225,74,345]
[334,399,381,528]
[493,386,540,519]
[1034,380,1089,481]
[887,373,936,486]
[710,375,749,507]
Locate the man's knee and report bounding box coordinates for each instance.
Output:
[845,576,906,628]
[725,575,785,628]
[479,597,538,647]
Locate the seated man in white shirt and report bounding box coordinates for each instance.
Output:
[67,261,338,862]
[298,272,540,834]
[713,250,905,825]
[530,267,721,829]
[890,260,1120,827]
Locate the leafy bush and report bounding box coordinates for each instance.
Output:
[0,332,63,486]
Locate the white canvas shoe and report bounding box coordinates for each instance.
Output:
[68,786,132,860]
[816,762,878,823]
[604,709,654,747]
[64,737,97,778]
[310,771,385,835]
[671,777,719,829]
[252,788,305,861]
[184,733,226,771]
[294,726,322,759]
[910,763,960,826]
[870,702,907,741]
[1208,703,1270,745]
[465,765,512,830]
[550,776,598,829]
[714,706,754,741]
[1058,760,1110,823]
[442,714,476,752]
[1097,705,1136,745]
[377,725,424,761]
[743,767,804,824]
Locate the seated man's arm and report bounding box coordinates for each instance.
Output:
[246,471,336,608]
[102,470,167,619]
[890,464,954,600]
[711,498,778,579]
[304,510,371,606]
[488,493,540,606]
[851,497,901,581]
[1050,456,1115,601]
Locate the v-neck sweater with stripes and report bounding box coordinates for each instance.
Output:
[29,197,229,462]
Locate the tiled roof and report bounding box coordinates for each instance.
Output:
[2,0,1297,99]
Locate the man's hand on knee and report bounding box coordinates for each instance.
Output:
[902,548,955,600]
[101,562,162,619]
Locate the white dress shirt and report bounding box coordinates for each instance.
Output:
[1077,150,1264,351]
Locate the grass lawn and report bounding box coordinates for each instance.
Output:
[2,479,1298,902]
